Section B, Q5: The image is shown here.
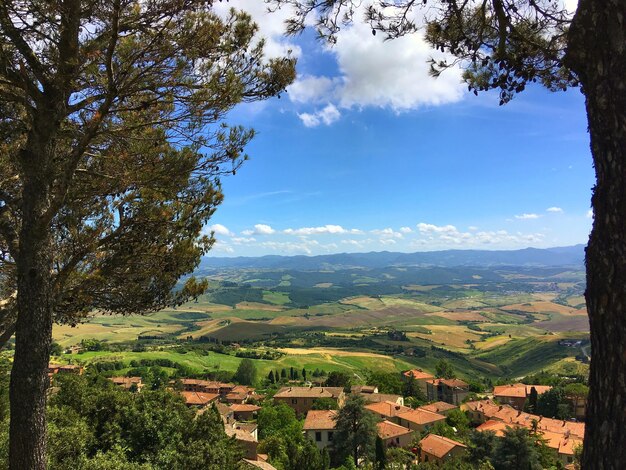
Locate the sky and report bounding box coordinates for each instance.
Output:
[204,1,593,257]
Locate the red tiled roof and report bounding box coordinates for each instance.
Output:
[404,369,434,380]
[396,408,446,425]
[365,401,411,418]
[420,434,466,458]
[180,391,219,406]
[274,386,344,399]
[419,402,458,414]
[230,404,261,412]
[303,410,338,430]
[377,420,413,439]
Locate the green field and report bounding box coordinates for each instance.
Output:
[53,265,590,381]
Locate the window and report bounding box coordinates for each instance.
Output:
[395,437,400,444]
[315,432,322,442]
[328,432,333,441]
[291,399,297,404]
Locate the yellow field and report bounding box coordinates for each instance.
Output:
[339,296,386,309]
[235,302,284,311]
[501,301,585,316]
[314,283,333,288]
[428,310,489,322]
[402,285,441,291]
[408,325,484,350]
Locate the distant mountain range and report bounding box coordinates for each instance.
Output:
[200,245,585,270]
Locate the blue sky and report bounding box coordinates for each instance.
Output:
[206,2,593,257]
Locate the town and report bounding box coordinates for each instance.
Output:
[47,360,586,469]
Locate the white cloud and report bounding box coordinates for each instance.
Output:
[288,16,464,114]
[400,227,413,234]
[587,209,594,219]
[242,224,275,235]
[515,213,541,220]
[231,237,256,245]
[298,104,341,127]
[546,207,564,213]
[206,223,233,237]
[380,239,397,246]
[371,228,403,239]
[285,224,350,235]
[468,226,478,231]
[417,223,459,234]
[213,1,301,59]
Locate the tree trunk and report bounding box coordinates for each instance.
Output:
[9,146,55,468]
[566,0,626,468]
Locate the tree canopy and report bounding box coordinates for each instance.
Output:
[0,1,295,467]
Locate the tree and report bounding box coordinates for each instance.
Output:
[233,358,257,386]
[325,371,352,390]
[467,430,497,466]
[268,370,275,384]
[0,2,294,467]
[525,387,539,414]
[367,371,403,395]
[332,394,378,467]
[269,0,626,466]
[374,436,386,470]
[311,397,338,410]
[435,359,455,379]
[491,427,543,470]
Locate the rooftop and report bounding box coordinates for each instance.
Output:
[419,402,458,414]
[303,410,338,430]
[419,434,467,458]
[377,420,413,440]
[403,369,434,380]
[180,391,219,406]
[274,386,344,399]
[365,400,411,418]
[396,408,446,425]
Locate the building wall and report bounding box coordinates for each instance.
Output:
[305,429,335,451]
[495,395,526,410]
[275,396,340,417]
[383,433,413,449]
[420,446,466,464]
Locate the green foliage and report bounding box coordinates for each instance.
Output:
[312,397,339,410]
[467,430,498,466]
[233,358,257,386]
[326,371,352,390]
[374,436,386,470]
[366,371,403,395]
[257,403,301,440]
[332,394,378,467]
[41,374,242,469]
[491,427,543,470]
[435,359,455,379]
[536,387,571,419]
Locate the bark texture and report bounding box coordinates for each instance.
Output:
[566,0,626,468]
[9,113,57,469]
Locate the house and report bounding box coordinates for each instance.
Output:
[395,408,446,433]
[215,402,235,425]
[419,401,458,416]
[303,410,337,451]
[226,385,254,404]
[365,401,411,420]
[360,393,404,406]
[403,369,434,395]
[377,420,414,448]
[177,379,217,393]
[226,423,258,459]
[273,386,345,416]
[426,378,469,405]
[48,364,84,375]
[351,385,379,394]
[463,399,585,466]
[493,383,552,410]
[109,376,143,392]
[241,459,278,470]
[419,434,467,464]
[230,404,261,421]
[180,391,219,407]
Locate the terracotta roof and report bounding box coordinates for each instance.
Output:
[230,404,261,412]
[476,420,518,437]
[225,425,257,442]
[180,391,219,406]
[303,410,338,430]
[427,378,469,389]
[404,369,434,380]
[274,386,344,399]
[462,399,585,441]
[243,459,278,470]
[360,393,403,404]
[109,377,142,388]
[420,434,466,458]
[351,385,378,393]
[377,420,413,440]
[419,402,458,414]
[365,401,411,418]
[396,408,446,425]
[493,383,552,398]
